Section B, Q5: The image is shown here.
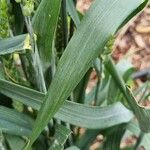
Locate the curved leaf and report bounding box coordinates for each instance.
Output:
[0,79,133,129]
[23,0,148,147]
[0,34,30,55]
[105,57,150,133]
[56,101,133,129]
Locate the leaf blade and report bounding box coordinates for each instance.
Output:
[0,34,30,55]
[0,79,133,129]
[32,0,62,72]
[26,0,147,146]
[0,106,33,136]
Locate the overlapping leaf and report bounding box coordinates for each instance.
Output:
[105,57,150,133]
[0,34,30,55]
[0,79,133,129]
[32,0,62,72]
[0,106,33,136]
[28,0,148,146]
[102,124,126,150]
[66,0,80,27]
[49,125,71,150]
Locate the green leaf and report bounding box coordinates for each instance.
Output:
[49,125,71,150]
[0,78,43,110]
[0,79,133,129]
[32,0,62,73]
[116,59,134,81]
[105,57,150,133]
[66,0,80,27]
[24,0,149,147]
[0,34,31,55]
[0,106,33,136]
[55,101,133,129]
[107,59,134,104]
[102,124,126,150]
[85,59,134,105]
[5,134,26,150]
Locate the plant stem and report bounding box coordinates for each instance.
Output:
[94,58,102,105]
[22,8,46,92]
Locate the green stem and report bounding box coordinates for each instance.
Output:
[94,58,102,105]
[22,7,46,92]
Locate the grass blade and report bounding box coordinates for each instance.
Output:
[0,106,33,136]
[32,0,62,73]
[66,0,80,27]
[105,57,150,133]
[49,125,71,150]
[26,0,147,147]
[102,124,126,150]
[55,101,133,129]
[0,79,133,129]
[5,135,26,150]
[0,34,31,55]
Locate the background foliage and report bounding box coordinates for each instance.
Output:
[0,0,149,149]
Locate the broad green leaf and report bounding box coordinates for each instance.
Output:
[0,34,31,55]
[102,124,126,150]
[0,106,33,136]
[32,0,62,73]
[0,79,133,129]
[0,78,43,109]
[5,134,26,150]
[55,101,133,129]
[66,0,80,27]
[105,57,150,133]
[23,0,149,147]
[49,125,71,150]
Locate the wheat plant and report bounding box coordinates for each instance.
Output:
[0,0,149,149]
